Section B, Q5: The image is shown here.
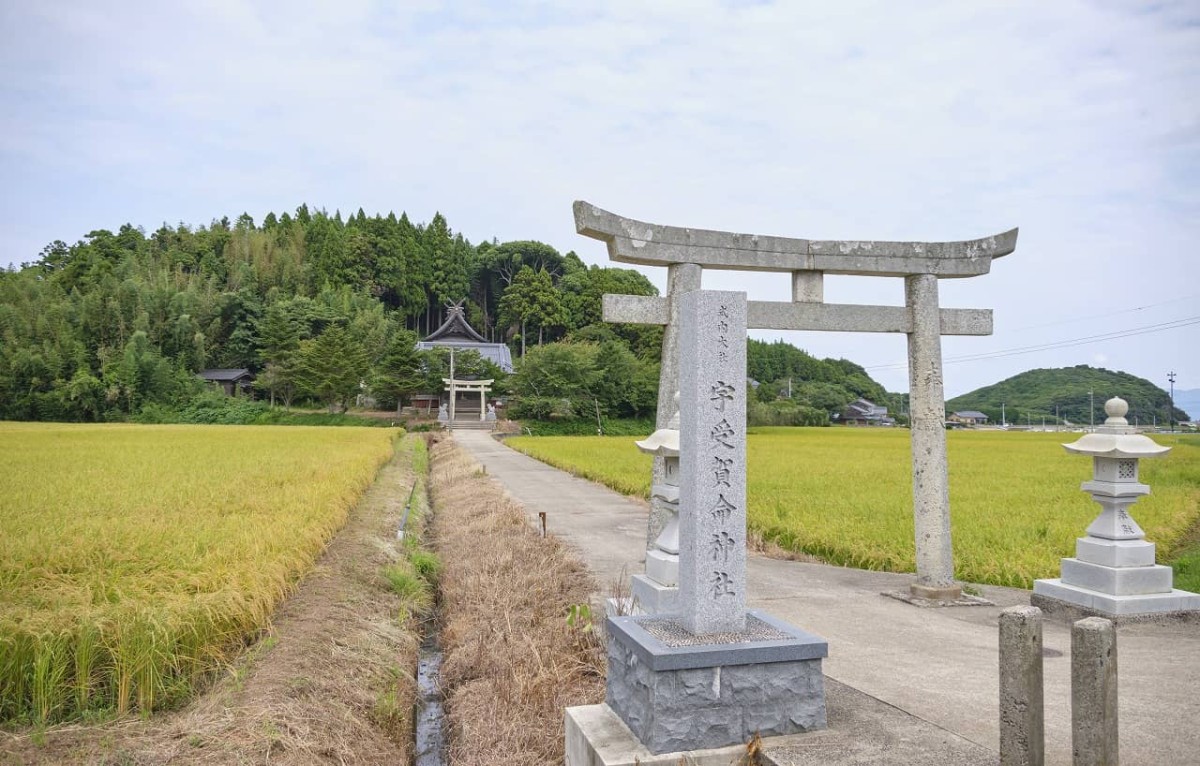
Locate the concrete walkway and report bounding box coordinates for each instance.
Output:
[453,430,1200,766]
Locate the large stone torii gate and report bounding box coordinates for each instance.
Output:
[577,201,1018,600]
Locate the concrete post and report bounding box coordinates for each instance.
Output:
[905,273,959,599]
[1072,617,1118,766]
[479,388,486,421]
[646,263,702,551]
[999,606,1044,766]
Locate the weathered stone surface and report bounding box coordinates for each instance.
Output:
[1072,617,1118,766]
[603,293,994,336]
[678,289,748,635]
[575,201,1017,277]
[906,273,958,595]
[605,625,826,755]
[792,270,824,302]
[999,606,1044,766]
[641,264,699,616]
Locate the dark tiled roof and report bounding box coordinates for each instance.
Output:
[198,368,253,382]
[424,303,488,343]
[415,341,514,373]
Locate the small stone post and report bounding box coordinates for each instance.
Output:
[999,606,1045,766]
[1072,617,1118,766]
[905,273,959,600]
[678,289,747,635]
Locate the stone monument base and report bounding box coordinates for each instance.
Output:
[604,610,827,755]
[1032,578,1200,618]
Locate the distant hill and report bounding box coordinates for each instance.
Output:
[947,366,1187,427]
[1174,388,1200,421]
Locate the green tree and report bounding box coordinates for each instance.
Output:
[292,325,369,412]
[372,330,425,414]
[498,266,567,356]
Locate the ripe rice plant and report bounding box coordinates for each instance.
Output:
[0,422,397,724]
[508,429,1200,590]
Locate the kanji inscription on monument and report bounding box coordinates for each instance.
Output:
[678,290,747,635]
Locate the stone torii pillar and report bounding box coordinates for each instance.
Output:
[577,201,1017,601]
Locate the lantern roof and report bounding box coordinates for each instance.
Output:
[1062,397,1171,459]
[636,393,681,456]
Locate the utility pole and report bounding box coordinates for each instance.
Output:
[1089,389,1095,431]
[449,347,456,424]
[1001,402,1006,427]
[1168,371,1177,433]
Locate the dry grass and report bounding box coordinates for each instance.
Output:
[1,435,429,765]
[428,436,605,766]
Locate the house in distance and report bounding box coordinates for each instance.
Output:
[198,368,254,397]
[948,410,990,427]
[836,398,895,426]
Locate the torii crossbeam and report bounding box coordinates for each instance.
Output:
[577,200,1018,601]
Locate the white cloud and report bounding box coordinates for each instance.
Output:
[1,0,1196,394]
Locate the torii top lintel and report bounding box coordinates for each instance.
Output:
[574,201,1018,278]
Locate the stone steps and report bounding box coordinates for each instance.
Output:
[448,419,494,431]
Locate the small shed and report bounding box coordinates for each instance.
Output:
[198,368,254,397]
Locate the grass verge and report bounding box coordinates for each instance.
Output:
[428,435,605,766]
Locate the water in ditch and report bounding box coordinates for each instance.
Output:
[413,634,447,766]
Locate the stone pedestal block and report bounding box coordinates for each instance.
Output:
[605,610,827,755]
[1032,579,1200,616]
[1060,558,1174,596]
[1075,536,1155,568]
[644,549,678,587]
[631,575,679,615]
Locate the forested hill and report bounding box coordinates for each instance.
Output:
[947,366,1187,426]
[0,204,897,425]
[0,206,662,422]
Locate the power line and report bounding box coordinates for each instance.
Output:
[1004,293,1200,333]
[864,315,1200,371]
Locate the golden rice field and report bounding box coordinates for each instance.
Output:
[508,428,1200,591]
[0,422,398,725]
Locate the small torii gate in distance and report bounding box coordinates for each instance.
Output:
[576,200,1018,601]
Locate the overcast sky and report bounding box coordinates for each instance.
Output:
[2,1,1196,401]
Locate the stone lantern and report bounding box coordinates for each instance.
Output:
[630,394,681,614]
[1033,397,1200,617]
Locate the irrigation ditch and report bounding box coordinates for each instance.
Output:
[421,433,606,765]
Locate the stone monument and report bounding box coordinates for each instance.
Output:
[570,290,828,759]
[1033,397,1200,618]
[580,201,1017,603]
